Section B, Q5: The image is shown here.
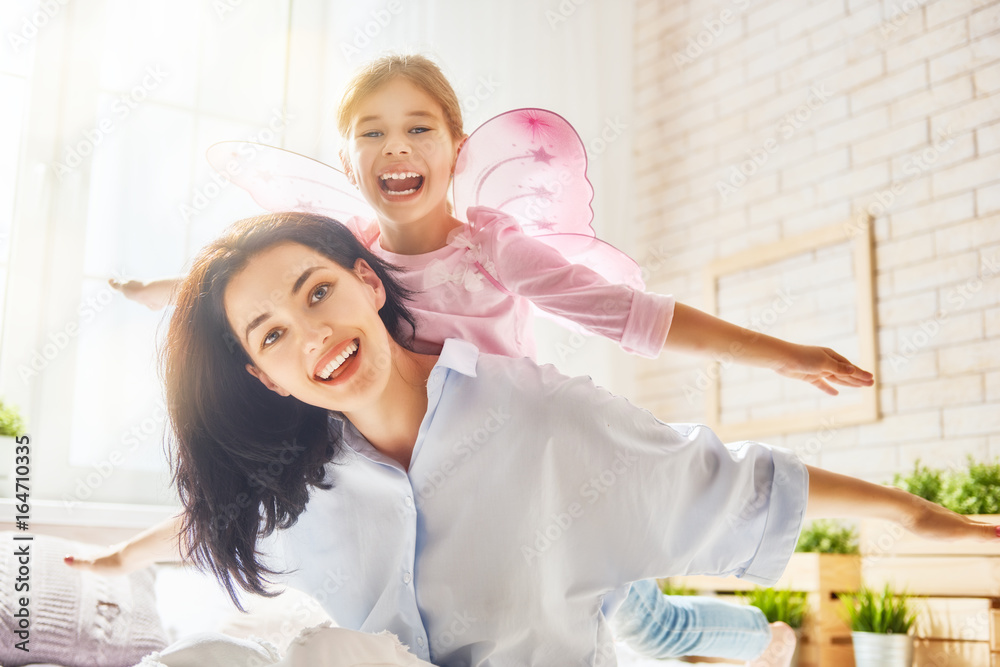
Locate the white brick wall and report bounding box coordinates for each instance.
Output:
[633,0,1000,482]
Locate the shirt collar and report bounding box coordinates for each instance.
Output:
[434,338,479,378]
[333,339,479,466]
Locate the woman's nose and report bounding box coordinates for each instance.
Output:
[303,319,333,355]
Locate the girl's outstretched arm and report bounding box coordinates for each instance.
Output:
[805,465,999,541]
[108,276,181,310]
[63,513,185,574]
[664,303,874,395]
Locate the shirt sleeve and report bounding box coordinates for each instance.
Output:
[516,361,809,588]
[469,207,675,358]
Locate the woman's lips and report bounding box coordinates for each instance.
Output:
[314,339,360,381]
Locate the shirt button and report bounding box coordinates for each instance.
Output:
[404,496,413,508]
[403,571,412,584]
[417,637,424,647]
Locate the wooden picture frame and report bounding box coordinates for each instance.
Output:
[703,219,880,441]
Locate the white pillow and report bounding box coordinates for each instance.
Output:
[153,565,333,651]
[140,623,435,667]
[0,533,168,667]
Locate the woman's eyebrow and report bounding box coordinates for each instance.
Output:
[244,312,270,343]
[292,266,320,294]
[244,266,321,342]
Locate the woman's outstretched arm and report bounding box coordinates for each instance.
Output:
[64,513,185,574]
[805,465,998,541]
[108,276,180,310]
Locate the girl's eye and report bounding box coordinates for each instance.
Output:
[311,283,329,303]
[410,126,430,134]
[359,130,382,138]
[262,329,282,348]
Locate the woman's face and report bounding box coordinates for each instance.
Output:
[223,242,394,413]
[343,76,462,228]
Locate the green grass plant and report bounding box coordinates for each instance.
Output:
[741,587,808,629]
[0,399,25,437]
[657,579,697,596]
[840,585,916,635]
[893,457,1000,515]
[795,519,859,554]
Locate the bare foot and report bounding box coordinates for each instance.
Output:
[108,277,179,310]
[746,622,796,667]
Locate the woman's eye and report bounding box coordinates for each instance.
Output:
[262,329,281,348]
[311,284,329,303]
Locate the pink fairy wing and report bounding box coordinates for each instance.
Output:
[453,108,594,236]
[534,234,645,291]
[205,142,378,245]
[453,109,643,289]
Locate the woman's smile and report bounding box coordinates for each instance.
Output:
[223,242,394,412]
[314,338,361,383]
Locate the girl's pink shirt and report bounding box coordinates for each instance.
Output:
[369,206,675,360]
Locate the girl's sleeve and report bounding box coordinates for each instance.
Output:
[471,207,675,358]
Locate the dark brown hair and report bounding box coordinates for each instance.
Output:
[164,211,415,608]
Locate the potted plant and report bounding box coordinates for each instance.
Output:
[741,587,808,666]
[0,399,26,496]
[892,457,1000,515]
[841,585,916,667]
[795,518,859,555]
[656,578,697,596]
[0,398,26,441]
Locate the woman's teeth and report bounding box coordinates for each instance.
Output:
[318,341,358,380]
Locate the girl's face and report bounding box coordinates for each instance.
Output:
[343,77,463,228]
[223,242,393,413]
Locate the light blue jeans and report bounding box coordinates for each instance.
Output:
[612,579,772,660]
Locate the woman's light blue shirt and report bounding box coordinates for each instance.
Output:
[261,339,808,666]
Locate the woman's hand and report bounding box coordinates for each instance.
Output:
[902,499,1000,542]
[774,344,874,395]
[108,277,179,310]
[806,465,1000,543]
[64,514,185,574]
[64,544,134,575]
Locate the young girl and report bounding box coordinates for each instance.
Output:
[138,211,997,667]
[97,55,875,665]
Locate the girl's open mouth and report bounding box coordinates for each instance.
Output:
[378,172,424,196]
[315,339,360,383]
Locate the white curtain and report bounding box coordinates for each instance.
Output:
[0,0,635,506]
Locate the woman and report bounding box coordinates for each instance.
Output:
[155,211,995,667]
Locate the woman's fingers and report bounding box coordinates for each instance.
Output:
[63,549,127,574]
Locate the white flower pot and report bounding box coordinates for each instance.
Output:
[851,631,914,667]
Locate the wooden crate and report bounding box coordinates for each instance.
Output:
[860,516,1000,667]
[671,553,861,667]
[914,638,993,667]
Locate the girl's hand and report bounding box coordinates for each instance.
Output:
[774,345,874,395]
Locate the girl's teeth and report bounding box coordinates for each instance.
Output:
[385,188,417,196]
[319,341,358,379]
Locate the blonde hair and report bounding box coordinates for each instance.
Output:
[336,54,465,141]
